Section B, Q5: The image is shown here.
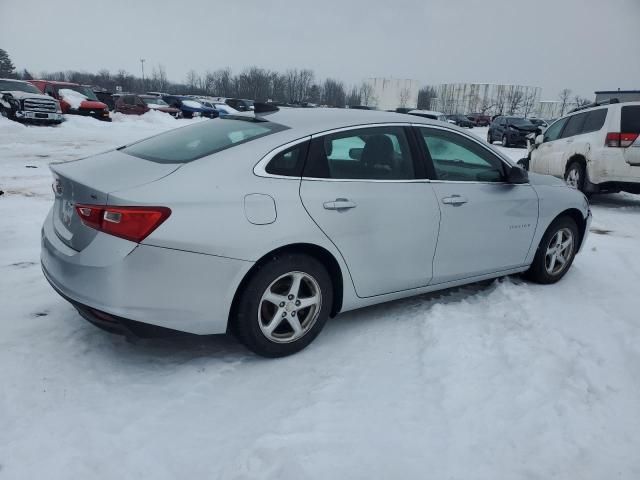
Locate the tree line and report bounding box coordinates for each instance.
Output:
[0,48,588,114]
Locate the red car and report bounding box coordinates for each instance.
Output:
[467,113,491,127]
[29,80,111,121]
[114,94,181,117]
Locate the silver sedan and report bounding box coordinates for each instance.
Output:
[41,108,591,357]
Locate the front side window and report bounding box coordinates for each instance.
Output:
[304,126,416,180]
[419,128,505,182]
[561,112,587,138]
[122,118,289,163]
[544,117,568,142]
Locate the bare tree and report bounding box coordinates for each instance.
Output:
[185,70,200,93]
[558,88,572,116]
[359,82,377,107]
[150,64,168,92]
[398,87,411,108]
[505,86,525,115]
[322,78,346,107]
[346,85,361,106]
[416,86,436,110]
[574,95,591,108]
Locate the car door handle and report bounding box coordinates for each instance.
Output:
[565,139,574,143]
[323,198,357,210]
[441,195,468,206]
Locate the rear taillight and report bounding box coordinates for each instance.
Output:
[75,204,171,243]
[605,132,640,148]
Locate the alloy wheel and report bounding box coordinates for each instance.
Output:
[258,271,322,344]
[544,228,574,276]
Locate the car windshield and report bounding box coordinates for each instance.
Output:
[0,80,41,94]
[56,85,98,101]
[122,118,289,163]
[142,97,169,106]
[507,117,534,126]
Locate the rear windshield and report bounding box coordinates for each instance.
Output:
[621,106,640,133]
[122,118,289,163]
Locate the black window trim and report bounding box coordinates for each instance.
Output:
[414,125,518,184]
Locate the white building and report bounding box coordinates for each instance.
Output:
[433,83,542,117]
[362,78,419,111]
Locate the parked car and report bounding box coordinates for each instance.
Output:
[466,113,491,126]
[488,116,538,147]
[41,109,590,357]
[161,95,218,118]
[528,118,549,129]
[115,94,181,117]
[30,80,111,121]
[407,109,448,122]
[0,78,63,125]
[446,114,475,128]
[225,98,254,111]
[195,98,239,116]
[525,100,640,194]
[90,87,116,111]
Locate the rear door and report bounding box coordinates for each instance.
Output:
[299,125,440,298]
[416,126,538,284]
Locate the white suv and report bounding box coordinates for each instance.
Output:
[527,101,640,194]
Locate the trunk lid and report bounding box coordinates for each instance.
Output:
[50,150,180,251]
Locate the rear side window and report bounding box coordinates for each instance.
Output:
[304,126,416,180]
[583,109,607,134]
[265,141,309,176]
[561,112,587,138]
[122,118,288,163]
[621,106,640,133]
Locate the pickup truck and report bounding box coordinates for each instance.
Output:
[0,78,63,125]
[30,80,111,121]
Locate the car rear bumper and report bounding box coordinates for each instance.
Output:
[41,208,253,335]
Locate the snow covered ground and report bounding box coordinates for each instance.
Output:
[1,115,640,479]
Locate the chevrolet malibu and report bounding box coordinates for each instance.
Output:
[41,109,591,357]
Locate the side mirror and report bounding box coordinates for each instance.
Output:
[535,134,544,145]
[507,165,529,184]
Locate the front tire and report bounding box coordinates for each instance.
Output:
[502,135,510,147]
[525,216,578,284]
[232,253,333,357]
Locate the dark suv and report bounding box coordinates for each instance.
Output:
[488,116,538,147]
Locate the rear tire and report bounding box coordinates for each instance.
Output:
[232,253,333,357]
[525,216,578,284]
[564,161,586,192]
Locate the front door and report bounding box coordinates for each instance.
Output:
[416,126,538,284]
[531,116,569,175]
[299,125,440,298]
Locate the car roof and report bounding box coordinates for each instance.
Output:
[245,107,442,138]
[409,109,445,116]
[32,80,82,86]
[0,78,29,83]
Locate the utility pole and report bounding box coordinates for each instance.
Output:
[140,58,145,84]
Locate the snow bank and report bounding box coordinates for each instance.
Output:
[58,88,87,109]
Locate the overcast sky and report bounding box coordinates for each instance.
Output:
[1,0,638,99]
